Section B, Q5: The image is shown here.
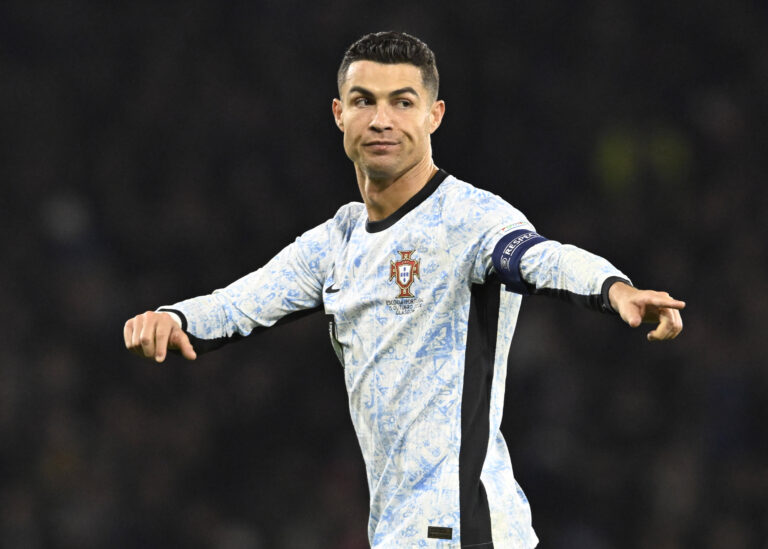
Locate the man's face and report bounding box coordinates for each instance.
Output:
[332,61,445,180]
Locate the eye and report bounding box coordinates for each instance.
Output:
[353,97,371,107]
[395,99,413,108]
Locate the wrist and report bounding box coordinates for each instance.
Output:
[156,308,186,330]
[607,280,633,312]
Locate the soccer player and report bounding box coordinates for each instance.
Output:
[124,31,684,548]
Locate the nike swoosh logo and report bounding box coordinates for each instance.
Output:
[325,285,340,294]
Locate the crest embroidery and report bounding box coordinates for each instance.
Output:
[389,250,420,298]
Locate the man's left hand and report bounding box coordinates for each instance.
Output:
[608,281,686,341]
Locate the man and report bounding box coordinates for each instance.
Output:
[124,31,684,548]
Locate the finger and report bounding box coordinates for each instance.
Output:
[646,317,673,340]
[665,308,684,339]
[622,304,644,328]
[642,295,687,310]
[129,315,147,355]
[123,319,135,350]
[138,313,157,358]
[647,308,683,341]
[154,322,172,362]
[170,329,197,361]
[647,322,669,341]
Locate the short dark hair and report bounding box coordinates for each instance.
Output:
[337,31,439,100]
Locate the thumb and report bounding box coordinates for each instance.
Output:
[622,304,643,328]
[170,329,197,361]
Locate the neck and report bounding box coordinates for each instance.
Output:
[356,156,439,222]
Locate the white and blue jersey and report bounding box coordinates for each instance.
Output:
[160,170,629,548]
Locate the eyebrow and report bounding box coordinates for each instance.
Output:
[348,86,420,98]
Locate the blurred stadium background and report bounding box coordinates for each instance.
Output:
[2,1,766,547]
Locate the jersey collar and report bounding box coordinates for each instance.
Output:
[365,169,450,233]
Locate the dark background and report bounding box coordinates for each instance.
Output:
[2,1,767,548]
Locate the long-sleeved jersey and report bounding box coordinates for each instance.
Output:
[160,170,629,548]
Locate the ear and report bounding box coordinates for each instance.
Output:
[428,100,446,134]
[332,98,344,132]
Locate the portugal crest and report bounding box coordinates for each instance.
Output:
[389,250,420,298]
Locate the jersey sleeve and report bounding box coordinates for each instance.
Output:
[158,217,335,353]
[492,232,631,313]
[451,184,630,312]
[458,190,538,285]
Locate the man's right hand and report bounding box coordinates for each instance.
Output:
[123,311,197,362]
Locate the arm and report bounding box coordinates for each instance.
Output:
[492,230,630,312]
[123,218,335,362]
[491,230,685,340]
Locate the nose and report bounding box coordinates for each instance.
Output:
[369,104,393,132]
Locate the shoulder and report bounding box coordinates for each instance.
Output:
[436,174,532,230]
[293,201,365,252]
[330,201,366,236]
[314,201,366,243]
[332,201,366,224]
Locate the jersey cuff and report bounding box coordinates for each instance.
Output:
[491,230,548,295]
[157,308,187,331]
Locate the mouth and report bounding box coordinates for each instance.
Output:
[363,141,399,152]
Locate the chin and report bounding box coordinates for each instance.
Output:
[364,167,398,181]
[361,159,401,178]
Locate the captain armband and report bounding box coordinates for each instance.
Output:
[491,230,548,295]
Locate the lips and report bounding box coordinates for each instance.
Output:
[363,141,399,153]
[364,141,399,146]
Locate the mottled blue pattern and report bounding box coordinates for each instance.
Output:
[163,175,628,548]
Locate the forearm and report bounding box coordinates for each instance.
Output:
[491,230,630,312]
[519,240,630,311]
[157,286,269,355]
[158,290,255,342]
[158,245,325,353]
